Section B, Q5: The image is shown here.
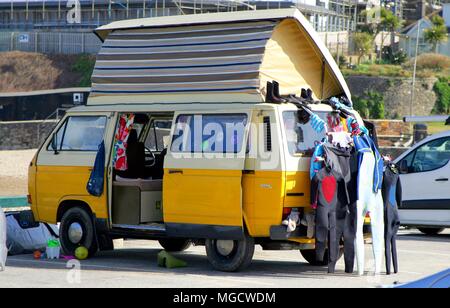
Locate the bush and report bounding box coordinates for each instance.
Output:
[433,77,450,114]
[404,53,450,71]
[71,54,95,87]
[353,90,385,119]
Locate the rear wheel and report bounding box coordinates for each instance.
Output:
[60,207,98,258]
[158,238,192,252]
[205,233,254,272]
[418,228,445,235]
[300,248,344,266]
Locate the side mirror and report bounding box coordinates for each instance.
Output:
[399,160,408,174]
[51,133,59,155]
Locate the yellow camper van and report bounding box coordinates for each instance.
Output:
[28,9,367,272]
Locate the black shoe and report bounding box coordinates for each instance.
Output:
[265,81,283,104]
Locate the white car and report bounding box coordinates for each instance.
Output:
[394,130,450,235]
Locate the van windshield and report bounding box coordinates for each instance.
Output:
[283,111,328,156]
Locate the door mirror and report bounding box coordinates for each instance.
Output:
[51,133,59,155]
[399,160,408,174]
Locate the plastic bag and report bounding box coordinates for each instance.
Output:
[6,214,58,255]
[0,207,7,271]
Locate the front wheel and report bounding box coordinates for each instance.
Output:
[418,228,445,235]
[60,207,98,258]
[300,248,343,266]
[158,238,192,252]
[205,234,254,272]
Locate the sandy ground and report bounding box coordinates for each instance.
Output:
[0,149,36,196]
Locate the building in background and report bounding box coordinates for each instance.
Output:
[399,2,450,56]
[0,0,357,32]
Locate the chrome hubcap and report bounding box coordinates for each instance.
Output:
[216,240,235,256]
[68,222,83,244]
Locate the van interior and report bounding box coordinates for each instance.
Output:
[111,112,173,230]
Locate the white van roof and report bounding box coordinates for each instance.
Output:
[89,9,351,106]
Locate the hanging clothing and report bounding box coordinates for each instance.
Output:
[355,151,385,276]
[334,149,359,273]
[311,167,339,273]
[310,143,325,180]
[353,134,384,195]
[87,141,106,197]
[113,113,135,171]
[382,164,402,275]
[327,113,344,132]
[323,144,357,273]
[310,113,327,133]
[328,132,353,149]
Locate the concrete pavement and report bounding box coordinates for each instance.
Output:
[0,229,449,288]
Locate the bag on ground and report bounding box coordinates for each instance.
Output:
[6,212,59,256]
[0,207,7,271]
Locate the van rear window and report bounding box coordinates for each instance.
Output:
[283,111,328,156]
[171,114,247,154]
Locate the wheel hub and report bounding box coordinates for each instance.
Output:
[68,222,83,244]
[216,240,235,256]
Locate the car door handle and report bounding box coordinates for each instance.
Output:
[435,178,449,182]
[168,169,183,174]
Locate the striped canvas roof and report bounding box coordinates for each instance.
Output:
[89,9,352,105]
[91,21,274,97]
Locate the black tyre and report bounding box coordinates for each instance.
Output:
[98,234,114,251]
[418,228,445,235]
[300,248,344,266]
[205,234,255,272]
[60,207,98,257]
[158,238,192,252]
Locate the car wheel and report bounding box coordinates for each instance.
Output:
[418,228,445,235]
[60,207,98,257]
[300,248,344,266]
[205,233,254,272]
[158,238,192,252]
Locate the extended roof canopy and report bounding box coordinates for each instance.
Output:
[89,9,351,105]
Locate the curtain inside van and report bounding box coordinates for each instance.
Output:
[113,114,135,171]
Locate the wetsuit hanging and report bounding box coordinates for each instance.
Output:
[382,163,402,275]
[311,165,339,273]
[322,143,357,273]
[353,132,385,276]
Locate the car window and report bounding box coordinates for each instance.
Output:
[408,137,450,173]
[48,116,107,151]
[171,114,247,154]
[283,111,328,156]
[146,119,173,152]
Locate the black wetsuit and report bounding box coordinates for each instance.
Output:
[311,167,338,273]
[382,164,402,275]
[323,144,357,273]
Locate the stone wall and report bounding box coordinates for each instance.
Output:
[0,120,58,150]
[346,76,437,119]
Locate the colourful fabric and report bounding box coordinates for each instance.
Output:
[113,114,135,171]
[353,134,384,194]
[310,113,327,133]
[310,143,324,180]
[327,113,344,132]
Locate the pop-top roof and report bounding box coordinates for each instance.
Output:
[89,9,351,105]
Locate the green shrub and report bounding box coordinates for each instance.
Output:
[71,54,95,87]
[353,90,386,119]
[433,77,450,114]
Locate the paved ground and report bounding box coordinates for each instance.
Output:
[0,229,449,288]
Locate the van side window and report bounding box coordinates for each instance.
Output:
[171,114,247,154]
[47,116,107,151]
[283,111,327,156]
